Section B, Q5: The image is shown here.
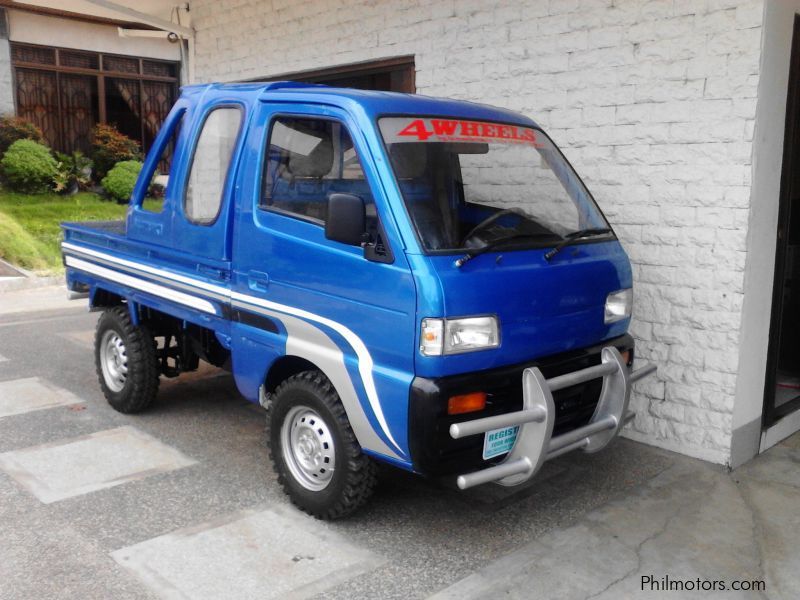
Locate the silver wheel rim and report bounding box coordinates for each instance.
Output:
[280,405,336,491]
[100,330,128,393]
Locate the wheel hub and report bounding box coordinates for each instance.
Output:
[100,330,128,393]
[280,406,336,491]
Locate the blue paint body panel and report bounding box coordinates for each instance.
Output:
[61,82,633,473]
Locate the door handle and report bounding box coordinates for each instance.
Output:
[198,264,226,280]
[247,271,270,292]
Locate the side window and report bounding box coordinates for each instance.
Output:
[261,117,374,224]
[141,113,183,213]
[184,107,242,224]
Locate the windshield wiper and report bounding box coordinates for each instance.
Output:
[543,228,612,262]
[454,233,550,268]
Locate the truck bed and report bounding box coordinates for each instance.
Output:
[71,220,127,236]
[61,219,128,251]
[61,219,231,275]
[61,219,233,331]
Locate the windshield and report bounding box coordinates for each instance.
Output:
[379,117,612,253]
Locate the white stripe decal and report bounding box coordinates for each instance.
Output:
[63,242,403,456]
[256,307,401,460]
[65,256,217,314]
[62,242,230,297]
[232,292,404,456]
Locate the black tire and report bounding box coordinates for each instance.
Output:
[94,306,159,413]
[269,370,377,520]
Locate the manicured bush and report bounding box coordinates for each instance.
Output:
[53,151,93,195]
[101,160,142,203]
[91,124,142,180]
[0,116,46,156]
[1,139,58,193]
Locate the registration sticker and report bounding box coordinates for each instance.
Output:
[482,425,520,460]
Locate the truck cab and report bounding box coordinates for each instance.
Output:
[62,82,655,519]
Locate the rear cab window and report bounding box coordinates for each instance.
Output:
[184,107,243,225]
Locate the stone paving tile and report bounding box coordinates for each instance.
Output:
[0,377,82,419]
[0,426,196,503]
[111,505,385,600]
[0,285,74,316]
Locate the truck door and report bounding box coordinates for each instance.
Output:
[231,103,417,465]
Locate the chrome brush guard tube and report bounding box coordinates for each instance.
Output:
[449,346,657,490]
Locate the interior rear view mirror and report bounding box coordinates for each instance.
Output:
[447,142,489,154]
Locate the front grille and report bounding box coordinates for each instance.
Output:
[435,354,603,469]
[408,334,633,476]
[539,352,604,435]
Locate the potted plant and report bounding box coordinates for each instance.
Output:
[53,151,93,195]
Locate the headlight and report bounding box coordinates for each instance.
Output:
[604,288,633,323]
[420,316,499,356]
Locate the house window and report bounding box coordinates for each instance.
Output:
[10,42,179,156]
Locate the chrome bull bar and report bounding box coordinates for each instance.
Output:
[449,346,657,490]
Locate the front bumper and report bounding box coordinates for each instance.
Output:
[449,346,656,489]
[408,334,635,476]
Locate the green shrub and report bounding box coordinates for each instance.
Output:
[0,116,46,156]
[101,160,142,203]
[1,139,58,193]
[53,151,93,194]
[91,124,142,180]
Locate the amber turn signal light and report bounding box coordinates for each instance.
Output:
[621,349,633,366]
[447,392,487,415]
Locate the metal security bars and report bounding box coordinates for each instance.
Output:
[10,42,178,155]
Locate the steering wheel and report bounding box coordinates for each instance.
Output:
[460,209,521,245]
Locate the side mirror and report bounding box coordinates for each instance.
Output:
[325,193,366,246]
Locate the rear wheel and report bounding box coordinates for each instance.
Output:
[94,306,159,413]
[269,370,377,519]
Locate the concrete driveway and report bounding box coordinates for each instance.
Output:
[0,286,797,599]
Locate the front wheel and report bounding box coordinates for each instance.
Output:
[269,370,377,519]
[94,306,159,413]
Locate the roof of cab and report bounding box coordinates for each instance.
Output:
[179,81,537,128]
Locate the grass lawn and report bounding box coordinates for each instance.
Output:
[0,191,157,273]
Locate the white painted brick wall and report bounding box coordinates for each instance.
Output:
[190,0,766,465]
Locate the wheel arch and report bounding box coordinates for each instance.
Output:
[90,286,124,309]
[90,287,140,325]
[264,355,321,395]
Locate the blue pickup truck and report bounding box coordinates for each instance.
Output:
[62,82,655,519]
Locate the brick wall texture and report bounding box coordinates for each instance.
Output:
[190,0,766,464]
